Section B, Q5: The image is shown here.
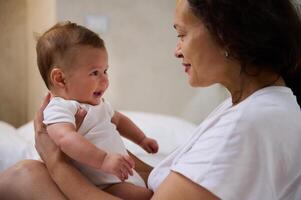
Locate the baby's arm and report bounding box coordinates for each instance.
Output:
[112,111,159,153]
[47,123,107,169]
[47,123,134,181]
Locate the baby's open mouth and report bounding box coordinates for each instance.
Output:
[93,91,103,97]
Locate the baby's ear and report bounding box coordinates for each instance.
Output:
[50,67,66,88]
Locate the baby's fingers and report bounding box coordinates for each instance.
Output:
[124,155,135,168]
[120,168,129,181]
[123,156,134,176]
[143,144,154,153]
[146,146,153,153]
[115,171,125,181]
[150,142,159,153]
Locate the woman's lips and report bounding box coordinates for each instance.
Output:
[182,63,191,73]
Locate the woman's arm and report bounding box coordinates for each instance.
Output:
[35,93,121,200]
[151,171,220,200]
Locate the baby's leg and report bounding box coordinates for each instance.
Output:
[104,182,153,200]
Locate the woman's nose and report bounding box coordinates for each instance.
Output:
[174,43,183,58]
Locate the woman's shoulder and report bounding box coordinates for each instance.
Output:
[203,86,295,125]
[238,86,300,121]
[200,86,300,141]
[214,86,301,143]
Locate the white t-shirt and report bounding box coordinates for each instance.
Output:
[43,97,145,187]
[148,86,301,200]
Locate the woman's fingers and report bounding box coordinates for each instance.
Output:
[75,107,87,130]
[33,92,64,164]
[34,93,51,138]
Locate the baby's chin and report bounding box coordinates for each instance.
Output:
[76,98,102,106]
[90,101,101,106]
[90,98,103,106]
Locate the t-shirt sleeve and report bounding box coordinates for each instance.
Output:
[43,98,79,126]
[170,116,260,199]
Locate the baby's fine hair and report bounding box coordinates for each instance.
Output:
[36,21,105,89]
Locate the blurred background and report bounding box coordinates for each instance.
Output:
[0,0,228,128]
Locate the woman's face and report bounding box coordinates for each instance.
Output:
[173,0,235,87]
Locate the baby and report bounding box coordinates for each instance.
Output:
[36,21,158,200]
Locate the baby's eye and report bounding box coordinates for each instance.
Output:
[90,71,99,76]
[104,69,108,74]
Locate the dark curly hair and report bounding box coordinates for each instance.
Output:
[187,0,301,106]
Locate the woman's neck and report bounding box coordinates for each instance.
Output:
[227,70,285,105]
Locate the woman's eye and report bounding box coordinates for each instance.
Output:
[104,69,108,74]
[177,34,185,41]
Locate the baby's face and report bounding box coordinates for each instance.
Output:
[64,45,109,105]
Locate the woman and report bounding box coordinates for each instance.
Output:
[1,0,301,199]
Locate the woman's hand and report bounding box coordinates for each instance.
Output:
[34,93,87,167]
[34,93,61,168]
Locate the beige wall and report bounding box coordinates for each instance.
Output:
[26,0,56,121]
[0,0,55,127]
[0,0,28,127]
[0,0,228,127]
[57,0,228,124]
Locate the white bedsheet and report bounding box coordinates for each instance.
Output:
[0,111,197,171]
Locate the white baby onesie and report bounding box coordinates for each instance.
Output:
[43,97,145,188]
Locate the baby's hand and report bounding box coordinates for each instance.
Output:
[139,137,159,154]
[100,154,135,181]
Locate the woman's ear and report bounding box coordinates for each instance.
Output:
[50,67,66,88]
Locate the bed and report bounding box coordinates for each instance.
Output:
[0,111,197,172]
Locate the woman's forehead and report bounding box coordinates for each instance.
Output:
[174,0,202,29]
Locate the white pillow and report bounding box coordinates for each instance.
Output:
[0,121,34,172]
[16,121,35,145]
[14,111,197,167]
[121,111,197,166]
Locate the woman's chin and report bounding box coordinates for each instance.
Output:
[188,79,211,88]
[188,79,199,87]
